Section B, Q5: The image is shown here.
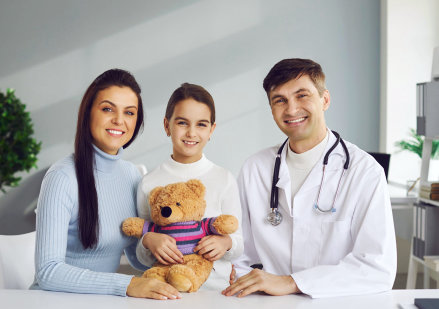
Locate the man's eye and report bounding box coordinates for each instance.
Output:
[177,121,188,126]
[198,123,207,127]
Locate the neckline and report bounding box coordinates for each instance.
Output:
[92,144,123,173]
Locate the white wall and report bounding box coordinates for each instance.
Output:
[0,0,380,175]
[0,0,380,233]
[383,0,439,185]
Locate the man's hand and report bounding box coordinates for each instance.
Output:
[193,235,232,261]
[221,269,300,297]
[142,232,184,265]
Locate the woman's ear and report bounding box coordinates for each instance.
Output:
[164,117,170,137]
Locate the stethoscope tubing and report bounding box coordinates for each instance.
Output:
[269,130,350,223]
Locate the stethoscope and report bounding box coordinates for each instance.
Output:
[267,130,350,226]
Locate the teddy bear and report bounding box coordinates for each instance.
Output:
[122,179,238,292]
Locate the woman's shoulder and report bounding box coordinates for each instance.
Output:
[45,154,76,180]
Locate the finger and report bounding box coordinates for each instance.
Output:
[230,265,236,281]
[154,283,182,300]
[169,244,184,260]
[203,249,220,260]
[197,243,216,255]
[160,248,182,264]
[154,254,170,265]
[238,283,261,298]
[164,246,184,263]
[146,291,169,300]
[225,276,257,296]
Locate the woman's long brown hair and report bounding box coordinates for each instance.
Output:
[74,69,144,249]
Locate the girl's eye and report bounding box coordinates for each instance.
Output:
[177,121,188,126]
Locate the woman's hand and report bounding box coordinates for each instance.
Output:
[194,235,232,261]
[127,277,181,300]
[142,232,184,265]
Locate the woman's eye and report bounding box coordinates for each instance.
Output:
[102,107,112,112]
[126,111,135,116]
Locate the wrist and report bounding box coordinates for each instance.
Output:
[286,275,300,294]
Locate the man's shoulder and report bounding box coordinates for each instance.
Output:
[243,145,279,167]
[343,139,383,175]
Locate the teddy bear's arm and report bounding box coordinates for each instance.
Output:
[206,215,238,235]
[122,217,146,238]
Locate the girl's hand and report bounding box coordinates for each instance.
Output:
[194,235,232,261]
[127,277,181,300]
[142,232,184,265]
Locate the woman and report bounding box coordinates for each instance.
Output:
[32,69,180,300]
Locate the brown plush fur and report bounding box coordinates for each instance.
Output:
[122,179,238,292]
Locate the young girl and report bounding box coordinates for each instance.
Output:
[32,69,180,300]
[136,83,243,290]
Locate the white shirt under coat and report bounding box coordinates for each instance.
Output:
[233,130,397,298]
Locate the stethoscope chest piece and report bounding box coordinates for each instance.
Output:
[267,208,282,226]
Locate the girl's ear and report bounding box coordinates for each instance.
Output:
[164,117,170,136]
[208,122,216,140]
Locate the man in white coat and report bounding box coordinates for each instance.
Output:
[222,58,396,298]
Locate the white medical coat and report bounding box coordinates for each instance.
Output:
[233,131,397,298]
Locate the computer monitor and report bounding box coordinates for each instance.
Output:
[368,152,391,181]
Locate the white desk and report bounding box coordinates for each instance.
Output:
[1,289,438,309]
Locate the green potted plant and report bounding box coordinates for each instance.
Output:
[0,88,42,193]
[395,128,439,159]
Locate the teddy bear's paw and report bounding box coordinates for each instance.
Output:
[168,273,193,292]
[122,217,145,238]
[143,266,168,283]
[167,265,198,292]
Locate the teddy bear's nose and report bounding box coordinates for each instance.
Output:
[161,206,172,218]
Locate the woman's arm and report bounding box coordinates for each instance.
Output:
[35,169,133,296]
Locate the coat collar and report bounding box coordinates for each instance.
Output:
[276,129,346,191]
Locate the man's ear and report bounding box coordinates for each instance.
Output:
[322,89,330,111]
[186,179,206,198]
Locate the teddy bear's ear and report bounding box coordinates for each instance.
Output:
[149,186,164,205]
[186,179,205,198]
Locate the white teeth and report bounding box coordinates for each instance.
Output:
[183,141,197,145]
[107,129,123,135]
[286,117,306,123]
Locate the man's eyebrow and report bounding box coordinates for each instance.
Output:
[99,100,138,110]
[293,88,311,94]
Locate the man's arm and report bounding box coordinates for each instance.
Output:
[291,168,397,298]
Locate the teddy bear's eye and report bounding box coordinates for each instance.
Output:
[176,202,181,207]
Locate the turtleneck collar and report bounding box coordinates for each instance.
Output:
[162,154,213,178]
[286,130,329,170]
[92,144,123,173]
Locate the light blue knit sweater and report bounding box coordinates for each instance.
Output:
[32,145,145,296]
